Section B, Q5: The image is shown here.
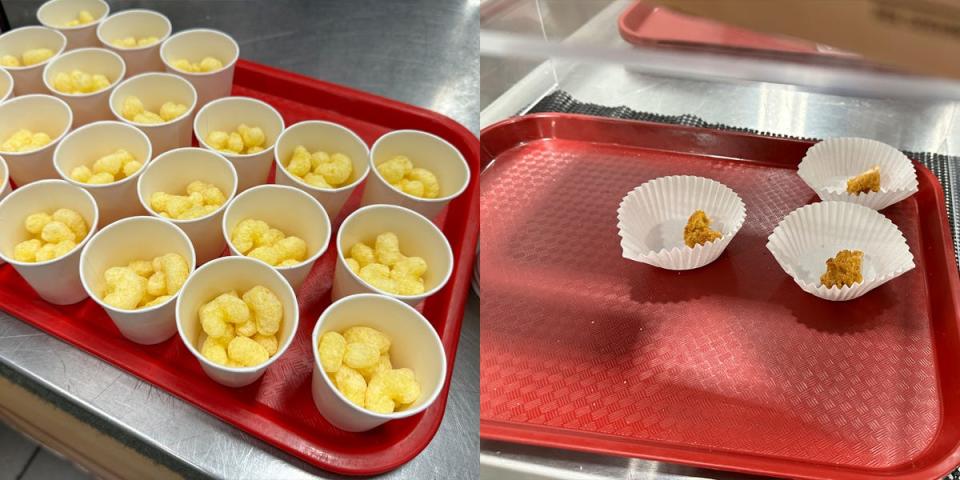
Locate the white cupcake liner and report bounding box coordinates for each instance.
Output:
[766,201,915,301]
[617,175,746,271]
[797,137,918,210]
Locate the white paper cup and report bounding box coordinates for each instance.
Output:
[175,256,299,388]
[194,96,284,192]
[96,9,171,77]
[311,293,447,432]
[0,94,73,186]
[0,68,13,103]
[0,26,67,95]
[79,216,195,344]
[37,0,109,50]
[362,130,470,221]
[53,120,151,227]
[274,120,370,220]
[766,201,915,302]
[109,72,197,155]
[0,179,98,304]
[222,185,331,291]
[160,29,239,109]
[0,156,9,266]
[617,175,747,271]
[797,137,919,211]
[138,148,238,265]
[43,47,125,128]
[333,204,453,306]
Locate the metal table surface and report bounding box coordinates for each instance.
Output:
[0,1,479,479]
[480,1,960,478]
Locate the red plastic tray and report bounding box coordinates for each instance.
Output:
[0,60,479,476]
[618,2,852,57]
[478,113,960,480]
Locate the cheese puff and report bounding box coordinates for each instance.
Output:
[77,10,94,24]
[52,239,77,258]
[13,239,42,262]
[243,286,282,336]
[276,236,307,262]
[93,151,123,176]
[236,319,257,337]
[345,258,360,274]
[335,366,367,407]
[318,331,347,373]
[240,125,265,148]
[112,37,136,48]
[53,72,72,93]
[70,165,93,182]
[247,146,264,154]
[53,208,88,240]
[303,173,332,188]
[309,151,329,171]
[171,59,193,73]
[164,195,192,218]
[316,153,352,186]
[200,336,228,365]
[41,221,76,243]
[22,48,53,66]
[138,37,159,47]
[34,243,57,262]
[134,111,164,124]
[204,131,228,150]
[0,55,20,67]
[248,246,281,266]
[150,192,171,213]
[102,266,146,310]
[155,253,189,295]
[286,146,312,176]
[127,259,154,277]
[178,205,210,220]
[230,219,267,253]
[253,333,278,356]
[359,263,397,293]
[122,160,143,178]
[158,102,187,122]
[146,271,166,297]
[91,74,110,92]
[343,342,379,370]
[258,228,285,248]
[364,372,396,413]
[122,96,144,120]
[375,232,403,267]
[382,368,421,405]
[227,336,269,367]
[349,242,376,268]
[24,212,52,234]
[357,353,392,381]
[200,185,225,206]
[395,277,425,296]
[199,301,230,338]
[143,295,172,307]
[187,191,203,206]
[1,129,30,151]
[87,172,115,184]
[397,178,424,198]
[215,292,251,324]
[377,155,412,184]
[392,256,427,279]
[186,180,206,194]
[31,132,51,147]
[342,326,391,354]
[199,57,223,72]
[226,132,244,153]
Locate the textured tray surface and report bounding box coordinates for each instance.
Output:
[479,114,960,479]
[0,60,480,476]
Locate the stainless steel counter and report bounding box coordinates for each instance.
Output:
[0,1,478,479]
[480,1,960,478]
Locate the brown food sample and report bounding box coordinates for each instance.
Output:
[683,210,722,248]
[820,249,864,288]
[846,166,880,195]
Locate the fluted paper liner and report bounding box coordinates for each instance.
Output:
[617,175,746,270]
[766,201,915,301]
[798,137,918,210]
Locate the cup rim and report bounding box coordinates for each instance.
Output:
[311,293,448,420]
[220,183,333,271]
[0,26,68,72]
[368,129,471,204]
[336,203,454,300]
[273,120,372,193]
[108,71,198,128]
[193,96,286,159]
[37,0,110,31]
[79,215,197,313]
[175,255,300,373]
[42,47,126,98]
[160,28,240,78]
[0,179,99,267]
[0,155,8,193]
[96,9,172,52]
[0,94,74,156]
[136,147,239,225]
[0,67,13,102]
[53,120,153,190]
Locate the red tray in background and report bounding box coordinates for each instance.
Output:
[618,2,853,58]
[478,113,960,480]
[0,60,479,476]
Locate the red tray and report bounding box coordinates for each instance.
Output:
[0,60,479,476]
[478,113,960,480]
[618,2,853,58]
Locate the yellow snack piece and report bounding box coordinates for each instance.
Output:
[343,342,379,370]
[71,148,140,184]
[172,56,225,74]
[284,145,353,188]
[206,124,266,155]
[100,253,188,310]
[133,111,164,124]
[159,102,187,122]
[1,129,52,153]
[41,220,75,243]
[346,233,428,296]
[357,353,392,381]
[52,69,112,94]
[0,54,21,67]
[242,285,282,336]
[102,266,146,310]
[200,336,229,365]
[13,239,42,262]
[378,155,441,199]
[318,331,346,373]
[215,292,251,325]
[253,333,279,356]
[24,212,52,235]
[375,232,403,267]
[63,10,95,27]
[229,219,308,266]
[143,295,172,307]
[128,259,154,277]
[149,181,227,220]
[227,336,269,367]
[200,300,230,338]
[334,366,367,407]
[342,326,391,355]
[345,258,360,274]
[111,36,159,48]
[21,48,54,66]
[121,95,186,123]
[53,208,88,240]
[349,243,376,268]
[121,96,144,119]
[236,318,257,337]
[199,56,223,72]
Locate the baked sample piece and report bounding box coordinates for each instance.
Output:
[846,166,880,195]
[820,249,864,288]
[683,210,722,248]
